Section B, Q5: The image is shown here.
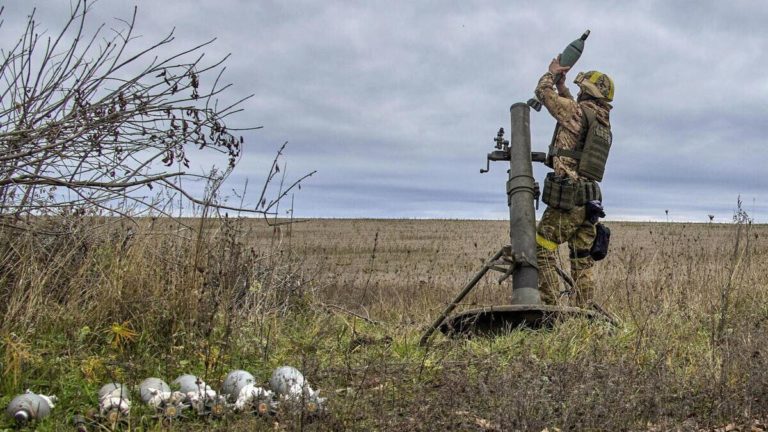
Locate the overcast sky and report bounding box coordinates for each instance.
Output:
[5,1,767,222]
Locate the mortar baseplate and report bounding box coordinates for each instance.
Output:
[439,304,606,337]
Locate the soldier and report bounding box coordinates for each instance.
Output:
[534,57,614,307]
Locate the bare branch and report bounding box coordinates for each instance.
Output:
[0,1,313,225]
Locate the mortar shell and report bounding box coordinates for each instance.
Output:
[222,370,255,401]
[173,374,208,395]
[98,383,129,401]
[6,393,53,424]
[269,366,306,398]
[138,377,171,403]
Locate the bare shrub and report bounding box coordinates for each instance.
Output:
[0,1,315,224]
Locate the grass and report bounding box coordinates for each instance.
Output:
[1,216,767,430]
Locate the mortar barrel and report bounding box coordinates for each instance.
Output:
[508,103,541,305]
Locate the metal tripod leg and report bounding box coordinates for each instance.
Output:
[418,248,504,346]
[553,263,618,326]
[554,265,575,290]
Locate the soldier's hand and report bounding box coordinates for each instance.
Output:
[555,73,567,88]
[548,57,570,77]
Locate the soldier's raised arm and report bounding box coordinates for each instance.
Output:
[534,59,579,131]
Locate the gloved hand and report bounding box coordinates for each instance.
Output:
[586,200,605,224]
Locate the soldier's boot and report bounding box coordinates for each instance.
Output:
[536,243,562,305]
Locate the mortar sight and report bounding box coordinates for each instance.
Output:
[481,128,512,173]
[494,128,509,149]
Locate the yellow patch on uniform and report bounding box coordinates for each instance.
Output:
[536,233,558,251]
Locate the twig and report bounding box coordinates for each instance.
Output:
[318,302,383,326]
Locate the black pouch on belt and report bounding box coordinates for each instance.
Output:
[590,223,610,261]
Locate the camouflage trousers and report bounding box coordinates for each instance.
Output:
[536,205,596,307]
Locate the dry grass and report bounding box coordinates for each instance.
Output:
[1,216,768,431]
[248,219,768,323]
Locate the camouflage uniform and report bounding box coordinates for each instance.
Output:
[534,71,613,307]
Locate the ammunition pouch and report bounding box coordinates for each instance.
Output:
[590,223,611,261]
[541,172,576,210]
[542,174,601,210]
[575,179,602,205]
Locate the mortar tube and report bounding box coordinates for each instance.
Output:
[508,103,541,305]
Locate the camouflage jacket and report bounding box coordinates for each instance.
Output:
[535,71,612,180]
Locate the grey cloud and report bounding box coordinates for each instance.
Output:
[5,1,767,222]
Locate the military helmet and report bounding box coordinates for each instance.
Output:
[574,71,614,102]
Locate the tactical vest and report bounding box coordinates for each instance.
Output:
[545,105,612,182]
